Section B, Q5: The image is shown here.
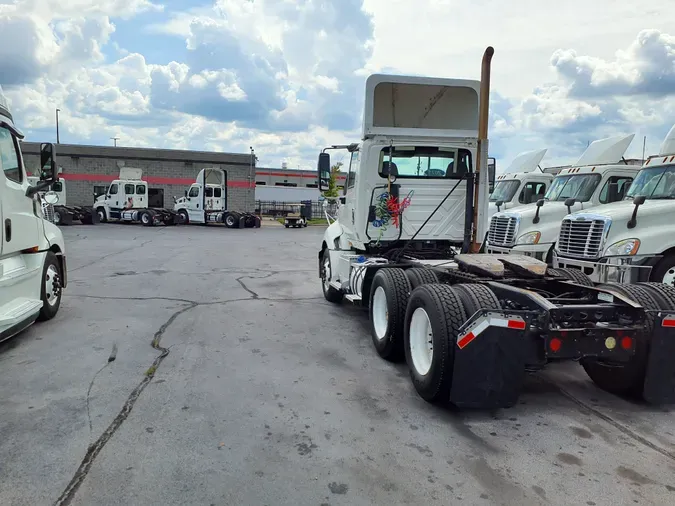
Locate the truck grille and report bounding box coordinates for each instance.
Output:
[557,217,607,259]
[488,215,518,247]
[41,202,55,223]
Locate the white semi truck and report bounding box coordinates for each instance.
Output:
[488,148,553,218]
[173,168,261,228]
[554,123,675,285]
[93,168,179,226]
[0,86,67,342]
[316,48,675,409]
[485,134,639,263]
[27,176,97,225]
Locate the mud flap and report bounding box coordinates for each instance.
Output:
[643,312,675,404]
[449,310,534,409]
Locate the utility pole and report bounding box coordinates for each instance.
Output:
[642,136,647,163]
[56,108,60,144]
[111,137,119,147]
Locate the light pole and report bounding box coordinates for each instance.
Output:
[56,108,60,144]
[111,137,119,147]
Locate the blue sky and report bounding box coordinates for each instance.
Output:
[1,0,675,170]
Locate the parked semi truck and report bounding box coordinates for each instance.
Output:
[488,148,553,218]
[0,86,67,341]
[93,168,179,226]
[27,176,97,225]
[485,134,639,263]
[173,168,260,228]
[316,48,675,409]
[554,123,675,285]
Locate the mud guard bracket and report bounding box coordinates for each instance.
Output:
[449,310,535,409]
[643,311,675,404]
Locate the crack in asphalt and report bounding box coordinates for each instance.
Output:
[69,237,159,274]
[235,272,276,299]
[66,294,325,304]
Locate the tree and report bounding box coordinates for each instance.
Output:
[323,161,343,198]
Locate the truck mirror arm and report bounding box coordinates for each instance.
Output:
[495,200,503,212]
[25,179,53,198]
[627,195,646,229]
[533,199,545,224]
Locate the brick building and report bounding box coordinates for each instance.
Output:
[20,143,256,211]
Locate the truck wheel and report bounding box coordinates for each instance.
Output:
[549,267,594,286]
[320,252,343,304]
[53,209,62,225]
[452,283,501,318]
[224,212,237,228]
[404,284,467,403]
[96,207,107,223]
[178,209,189,224]
[369,268,411,362]
[649,253,675,286]
[140,211,153,226]
[638,282,675,308]
[581,283,660,397]
[37,252,62,321]
[405,268,439,289]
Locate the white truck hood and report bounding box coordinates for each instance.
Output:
[503,201,584,245]
[572,199,675,223]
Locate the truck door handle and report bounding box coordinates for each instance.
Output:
[4,219,11,242]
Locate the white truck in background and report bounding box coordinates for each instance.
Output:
[27,176,97,225]
[554,123,675,285]
[93,168,179,226]
[488,148,553,218]
[486,133,639,263]
[172,168,261,228]
[0,86,67,341]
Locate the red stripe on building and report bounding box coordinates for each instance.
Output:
[255,171,346,180]
[60,173,254,188]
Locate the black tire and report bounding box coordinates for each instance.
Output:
[405,268,439,289]
[285,224,290,228]
[452,283,501,318]
[177,209,189,224]
[637,282,675,308]
[37,252,62,322]
[140,211,153,227]
[53,209,62,226]
[224,212,238,228]
[369,268,411,362]
[549,267,594,286]
[320,251,343,304]
[404,284,467,403]
[581,283,661,397]
[649,253,675,286]
[96,207,107,223]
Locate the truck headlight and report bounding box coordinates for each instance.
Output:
[516,231,541,245]
[604,238,640,256]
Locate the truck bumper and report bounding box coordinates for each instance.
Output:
[552,251,656,284]
[485,243,552,262]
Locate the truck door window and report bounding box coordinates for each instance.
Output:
[346,150,360,192]
[52,181,63,192]
[214,187,222,198]
[205,187,214,197]
[124,184,135,194]
[109,184,118,195]
[189,186,200,198]
[0,127,22,183]
[378,147,471,179]
[135,185,146,195]
[599,176,633,203]
[519,182,547,204]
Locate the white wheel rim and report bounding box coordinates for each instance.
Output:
[372,286,388,341]
[322,257,331,290]
[54,212,60,224]
[142,214,149,223]
[45,264,60,306]
[663,267,675,286]
[409,307,433,376]
[98,210,104,220]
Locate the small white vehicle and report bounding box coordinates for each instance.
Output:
[316,49,675,409]
[27,176,97,225]
[0,86,67,342]
[486,134,639,262]
[488,149,552,218]
[283,203,309,228]
[94,168,178,226]
[554,123,675,285]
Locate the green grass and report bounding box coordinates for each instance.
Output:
[276,217,327,226]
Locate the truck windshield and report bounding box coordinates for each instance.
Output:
[625,164,675,200]
[489,180,519,202]
[378,146,472,179]
[544,173,600,202]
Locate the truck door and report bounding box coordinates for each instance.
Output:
[338,150,360,239]
[0,125,40,255]
[135,184,146,208]
[187,185,202,221]
[123,183,135,208]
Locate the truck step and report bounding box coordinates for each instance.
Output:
[345,294,362,303]
[0,298,43,325]
[329,281,342,291]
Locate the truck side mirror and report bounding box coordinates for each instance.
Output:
[564,197,577,214]
[533,198,545,224]
[39,143,57,182]
[318,152,331,192]
[627,195,646,229]
[495,200,504,212]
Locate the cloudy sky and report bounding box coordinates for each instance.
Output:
[1,0,675,170]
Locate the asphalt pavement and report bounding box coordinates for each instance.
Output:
[1,223,675,506]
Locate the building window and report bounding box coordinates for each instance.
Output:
[306,183,318,188]
[256,181,267,185]
[275,182,297,187]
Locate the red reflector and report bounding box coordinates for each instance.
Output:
[507,319,526,330]
[549,338,562,352]
[620,337,633,350]
[457,332,476,349]
[663,318,675,328]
